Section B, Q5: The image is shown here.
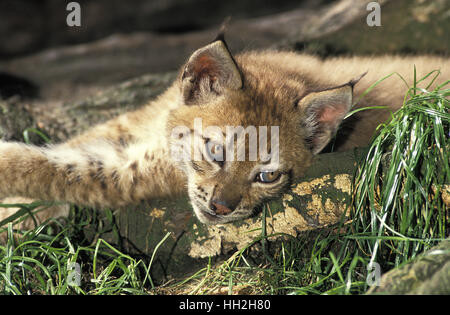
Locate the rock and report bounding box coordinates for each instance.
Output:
[367,239,450,294]
[0,0,324,59]
[294,0,450,56]
[0,0,393,103]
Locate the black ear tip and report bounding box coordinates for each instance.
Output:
[213,31,226,43]
[213,16,231,43]
[349,71,368,87]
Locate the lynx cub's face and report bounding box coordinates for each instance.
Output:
[167,37,358,224]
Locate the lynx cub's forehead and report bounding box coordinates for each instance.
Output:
[170,90,292,128]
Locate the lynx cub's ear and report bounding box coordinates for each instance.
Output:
[180,38,243,105]
[299,74,365,154]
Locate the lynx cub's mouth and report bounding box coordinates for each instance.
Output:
[192,202,248,225]
[189,184,251,225]
[198,207,223,224]
[192,200,224,224]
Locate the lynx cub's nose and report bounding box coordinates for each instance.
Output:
[210,200,234,215]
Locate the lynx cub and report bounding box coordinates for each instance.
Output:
[0,35,448,225]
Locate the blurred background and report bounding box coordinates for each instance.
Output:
[0,0,448,137]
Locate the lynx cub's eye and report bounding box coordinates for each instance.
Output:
[256,171,281,183]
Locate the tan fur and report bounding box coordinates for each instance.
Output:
[1,39,448,227]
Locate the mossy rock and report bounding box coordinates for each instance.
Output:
[295,0,450,57]
[367,239,450,294]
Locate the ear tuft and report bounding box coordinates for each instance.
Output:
[299,83,355,154]
[180,37,242,105]
[348,71,368,87]
[213,16,231,43]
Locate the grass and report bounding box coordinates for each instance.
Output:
[0,205,153,294]
[351,69,449,270]
[0,69,448,295]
